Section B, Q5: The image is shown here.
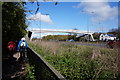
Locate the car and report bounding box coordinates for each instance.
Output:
[66,39,74,42]
[106,39,120,48]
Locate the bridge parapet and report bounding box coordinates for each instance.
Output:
[28,29,95,41]
[30,29,94,34]
[27,47,66,80]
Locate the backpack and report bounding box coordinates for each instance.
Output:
[7,41,16,51]
[20,41,26,48]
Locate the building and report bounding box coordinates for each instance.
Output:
[99,34,116,41]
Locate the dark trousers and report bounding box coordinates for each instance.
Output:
[9,51,13,59]
[20,48,27,60]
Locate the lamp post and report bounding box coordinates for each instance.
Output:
[28,13,49,41]
[40,13,41,41]
[39,13,49,41]
[81,11,94,41]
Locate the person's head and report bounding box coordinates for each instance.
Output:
[21,38,25,41]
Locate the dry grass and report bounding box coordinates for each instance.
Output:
[92,49,101,60]
[91,48,119,78]
[30,41,62,55]
[29,41,119,79]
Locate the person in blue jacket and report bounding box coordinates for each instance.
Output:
[17,38,28,62]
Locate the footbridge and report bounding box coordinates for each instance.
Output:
[27,28,95,41]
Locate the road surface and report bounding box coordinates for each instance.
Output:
[60,42,106,48]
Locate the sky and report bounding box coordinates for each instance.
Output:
[24,1,118,38]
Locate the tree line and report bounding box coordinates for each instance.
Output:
[42,35,75,41]
[39,30,120,42]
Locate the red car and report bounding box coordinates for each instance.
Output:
[106,39,120,48]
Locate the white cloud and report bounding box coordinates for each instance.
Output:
[73,0,118,22]
[27,12,53,24]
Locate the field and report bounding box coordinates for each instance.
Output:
[29,41,119,80]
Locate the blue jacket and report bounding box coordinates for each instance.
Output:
[17,40,28,51]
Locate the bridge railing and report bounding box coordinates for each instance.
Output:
[27,47,66,80]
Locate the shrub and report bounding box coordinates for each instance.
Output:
[26,64,36,80]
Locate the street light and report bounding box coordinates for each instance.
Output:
[81,11,89,34]
[81,11,94,41]
[39,13,49,41]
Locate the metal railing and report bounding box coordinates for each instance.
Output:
[27,47,66,80]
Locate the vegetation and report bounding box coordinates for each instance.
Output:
[26,64,36,80]
[93,33,102,40]
[108,28,120,39]
[40,33,104,42]
[42,35,74,41]
[2,2,27,58]
[2,2,27,43]
[29,41,119,80]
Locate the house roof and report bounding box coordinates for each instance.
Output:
[107,34,116,37]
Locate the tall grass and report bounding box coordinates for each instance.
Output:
[29,41,119,80]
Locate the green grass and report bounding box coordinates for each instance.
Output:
[28,41,118,80]
[26,64,36,80]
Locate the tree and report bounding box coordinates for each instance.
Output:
[2,2,27,56]
[108,28,120,39]
[92,33,101,40]
[42,35,72,41]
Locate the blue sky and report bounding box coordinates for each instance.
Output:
[25,2,118,37]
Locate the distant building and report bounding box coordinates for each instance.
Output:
[99,34,116,41]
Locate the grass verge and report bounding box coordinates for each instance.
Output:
[29,41,119,80]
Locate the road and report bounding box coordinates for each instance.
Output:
[60,42,107,48]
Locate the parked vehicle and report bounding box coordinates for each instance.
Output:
[66,39,74,42]
[106,39,120,48]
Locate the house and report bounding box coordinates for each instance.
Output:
[99,34,116,41]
